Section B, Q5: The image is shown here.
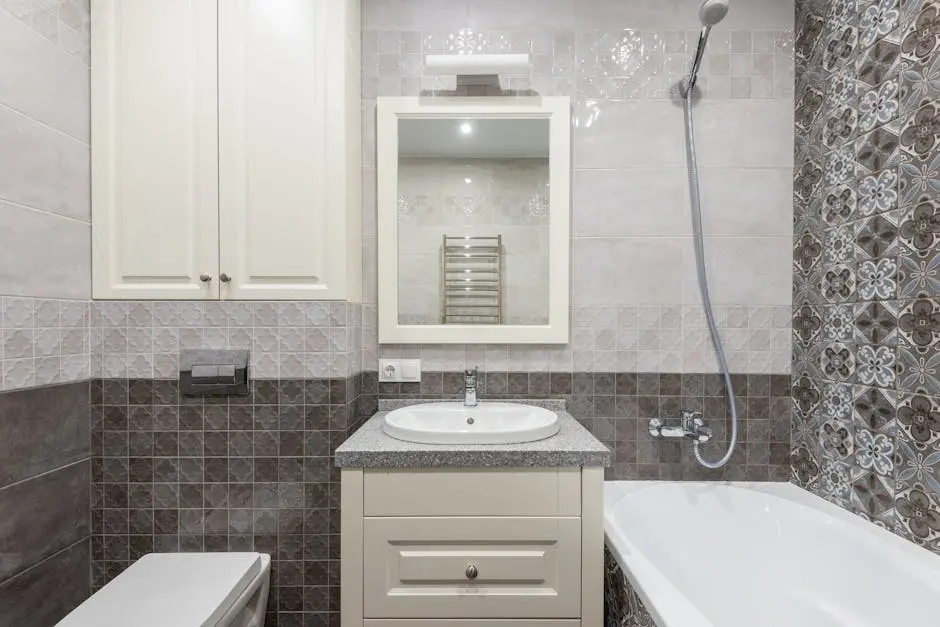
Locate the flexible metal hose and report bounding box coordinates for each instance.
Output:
[684,83,738,469]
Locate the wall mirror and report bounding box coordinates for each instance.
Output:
[377,96,570,344]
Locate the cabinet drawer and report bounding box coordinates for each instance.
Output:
[363,468,581,517]
[363,517,581,619]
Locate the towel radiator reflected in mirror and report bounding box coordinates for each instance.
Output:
[440,235,502,324]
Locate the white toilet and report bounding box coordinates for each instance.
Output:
[58,552,271,627]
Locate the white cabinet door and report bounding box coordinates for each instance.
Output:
[91,0,220,299]
[218,0,361,300]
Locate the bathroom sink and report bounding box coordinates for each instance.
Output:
[383,402,560,445]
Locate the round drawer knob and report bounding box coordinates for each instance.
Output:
[465,564,478,580]
[220,273,232,283]
[199,273,212,283]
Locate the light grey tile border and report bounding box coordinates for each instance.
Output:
[0,296,89,391]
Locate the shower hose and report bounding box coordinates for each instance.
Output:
[684,84,738,469]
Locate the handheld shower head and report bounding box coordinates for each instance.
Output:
[682,0,730,95]
[699,0,730,26]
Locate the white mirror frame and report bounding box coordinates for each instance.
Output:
[376,96,571,345]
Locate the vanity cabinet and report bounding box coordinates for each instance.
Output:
[341,468,604,627]
[90,0,361,300]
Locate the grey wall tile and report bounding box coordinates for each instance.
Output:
[0,382,90,486]
[0,203,91,300]
[0,106,89,221]
[0,459,90,582]
[0,9,89,141]
[0,539,89,627]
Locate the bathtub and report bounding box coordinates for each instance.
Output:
[603,481,940,627]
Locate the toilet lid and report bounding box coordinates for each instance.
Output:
[57,552,264,627]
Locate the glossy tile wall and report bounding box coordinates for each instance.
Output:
[791,0,940,555]
[89,376,365,627]
[361,0,796,374]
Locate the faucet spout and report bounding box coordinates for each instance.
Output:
[464,367,479,407]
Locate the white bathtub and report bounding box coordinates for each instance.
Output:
[604,481,940,627]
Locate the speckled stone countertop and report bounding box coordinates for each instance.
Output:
[335,400,610,468]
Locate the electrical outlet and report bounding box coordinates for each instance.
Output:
[379,359,401,382]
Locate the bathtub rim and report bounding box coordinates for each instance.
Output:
[603,481,940,627]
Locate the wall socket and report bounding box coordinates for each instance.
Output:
[378,359,422,383]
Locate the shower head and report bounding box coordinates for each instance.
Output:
[682,0,730,95]
[699,0,729,27]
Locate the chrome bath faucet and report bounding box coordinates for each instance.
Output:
[464,367,478,407]
[649,410,713,443]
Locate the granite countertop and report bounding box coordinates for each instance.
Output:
[334,399,611,468]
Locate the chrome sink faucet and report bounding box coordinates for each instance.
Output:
[463,367,479,407]
[649,410,713,443]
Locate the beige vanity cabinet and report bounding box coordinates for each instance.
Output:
[341,467,604,627]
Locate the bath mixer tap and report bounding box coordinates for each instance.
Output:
[464,367,478,407]
[649,410,713,443]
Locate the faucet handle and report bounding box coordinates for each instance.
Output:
[464,366,478,380]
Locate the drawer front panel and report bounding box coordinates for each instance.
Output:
[363,468,581,517]
[363,517,581,619]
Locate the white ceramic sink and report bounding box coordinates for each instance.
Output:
[383,402,560,444]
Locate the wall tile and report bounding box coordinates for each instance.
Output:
[0,203,91,301]
[0,459,89,582]
[0,539,89,627]
[0,381,89,485]
[793,0,940,558]
[0,105,89,221]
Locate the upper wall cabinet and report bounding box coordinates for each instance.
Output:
[91,0,361,300]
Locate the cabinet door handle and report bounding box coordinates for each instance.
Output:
[465,564,478,580]
[220,273,232,283]
[199,273,212,283]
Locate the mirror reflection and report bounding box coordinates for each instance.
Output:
[397,118,551,326]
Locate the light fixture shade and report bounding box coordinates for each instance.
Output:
[423,53,530,77]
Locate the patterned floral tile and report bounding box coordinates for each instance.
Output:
[855,122,902,176]
[857,168,899,216]
[824,224,857,265]
[822,380,855,421]
[856,38,901,87]
[899,1,940,66]
[793,305,823,346]
[822,341,858,379]
[853,384,899,433]
[853,299,899,345]
[899,100,940,161]
[897,246,940,298]
[854,210,901,260]
[821,183,859,226]
[850,468,896,524]
[791,442,822,489]
[855,342,898,386]
[821,263,859,303]
[893,392,940,547]
[857,78,900,133]
[858,0,903,49]
[823,303,856,341]
[856,256,899,300]
[898,149,940,208]
[824,25,860,75]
